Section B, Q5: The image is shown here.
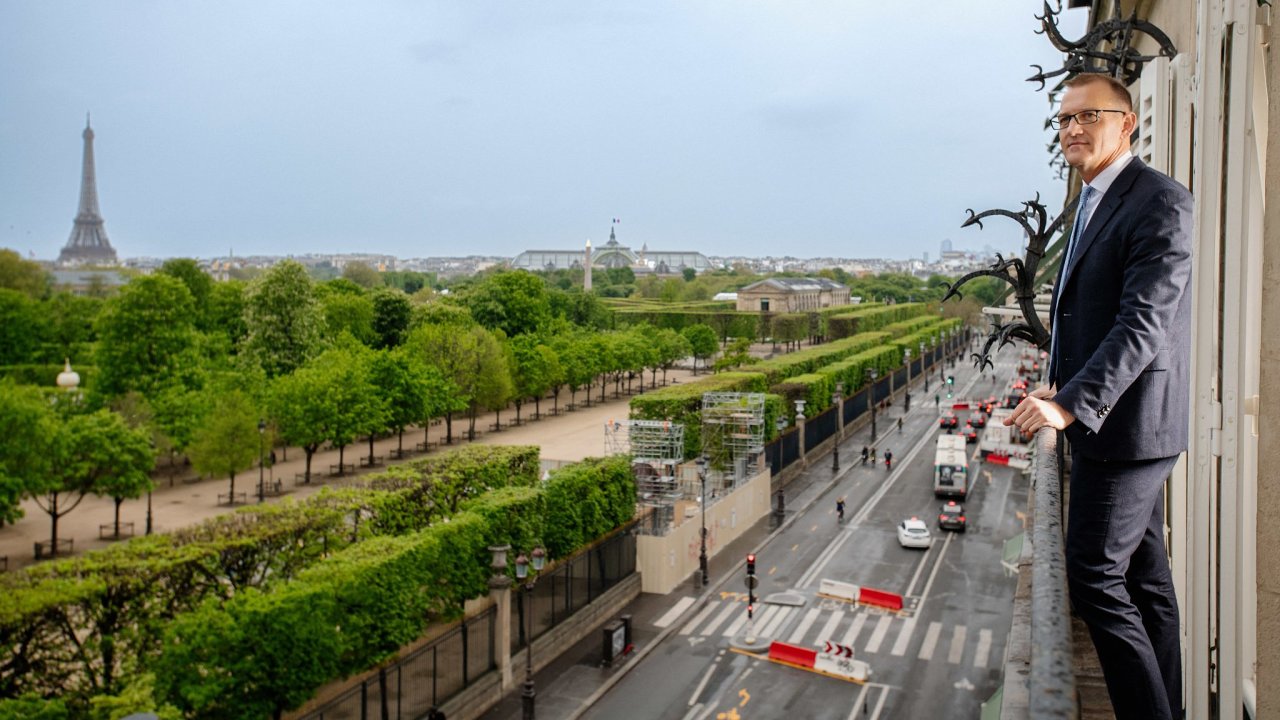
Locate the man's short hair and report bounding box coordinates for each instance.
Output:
[1063,73,1133,112]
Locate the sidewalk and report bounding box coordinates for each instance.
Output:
[479,364,947,720]
[0,369,698,572]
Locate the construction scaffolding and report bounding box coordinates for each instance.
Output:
[603,419,687,536]
[700,392,767,485]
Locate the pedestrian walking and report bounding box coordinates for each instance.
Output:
[897,417,904,433]
[884,450,893,470]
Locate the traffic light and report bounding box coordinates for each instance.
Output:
[946,375,954,386]
[746,553,756,575]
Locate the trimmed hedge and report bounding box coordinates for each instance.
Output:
[737,331,889,385]
[824,302,929,340]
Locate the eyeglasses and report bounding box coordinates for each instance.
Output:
[1050,109,1128,130]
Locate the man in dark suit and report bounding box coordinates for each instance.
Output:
[1005,73,1193,720]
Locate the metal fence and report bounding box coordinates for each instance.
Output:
[300,528,637,720]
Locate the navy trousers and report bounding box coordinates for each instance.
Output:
[1065,454,1182,720]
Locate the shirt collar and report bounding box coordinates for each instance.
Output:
[1084,152,1134,197]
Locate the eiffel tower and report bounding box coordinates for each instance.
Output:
[57,115,118,266]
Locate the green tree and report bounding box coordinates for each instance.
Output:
[94,275,200,398]
[371,288,412,349]
[267,368,331,484]
[42,292,102,363]
[188,390,260,503]
[653,327,692,386]
[682,267,697,282]
[508,335,561,422]
[0,248,49,298]
[158,258,213,327]
[712,336,753,373]
[29,409,155,554]
[244,260,325,377]
[406,324,510,443]
[320,291,376,345]
[0,383,55,526]
[551,332,598,411]
[341,261,383,289]
[0,288,47,365]
[369,349,449,456]
[682,323,718,375]
[464,270,552,338]
[206,280,249,351]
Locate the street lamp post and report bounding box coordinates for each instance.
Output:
[938,334,946,385]
[774,416,787,519]
[922,342,929,393]
[831,382,843,472]
[903,349,912,413]
[257,418,267,503]
[696,457,709,587]
[866,368,878,441]
[516,547,547,720]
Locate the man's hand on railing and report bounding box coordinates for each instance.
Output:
[1005,384,1076,434]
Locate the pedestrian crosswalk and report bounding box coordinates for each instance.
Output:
[665,597,1000,670]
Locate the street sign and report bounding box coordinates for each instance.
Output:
[745,575,758,590]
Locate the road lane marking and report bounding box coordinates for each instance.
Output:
[680,603,718,635]
[948,625,968,664]
[702,602,741,636]
[760,607,795,638]
[865,614,892,653]
[903,542,933,597]
[787,607,822,644]
[890,616,917,656]
[655,596,696,628]
[848,684,870,720]
[975,628,993,668]
[841,613,868,647]
[917,531,954,614]
[687,651,722,706]
[869,685,890,720]
[918,621,943,660]
[816,609,845,646]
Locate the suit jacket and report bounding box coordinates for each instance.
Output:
[1050,157,1194,462]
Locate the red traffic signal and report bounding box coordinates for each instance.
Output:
[746,553,756,575]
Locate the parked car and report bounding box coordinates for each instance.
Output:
[938,501,967,532]
[897,517,933,548]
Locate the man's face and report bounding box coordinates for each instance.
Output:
[1058,81,1136,182]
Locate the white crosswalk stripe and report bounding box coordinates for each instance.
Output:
[722,609,750,637]
[948,625,968,664]
[654,596,695,629]
[787,608,823,644]
[865,614,893,653]
[701,601,741,636]
[815,610,845,647]
[679,604,717,636]
[760,607,795,638]
[918,621,943,661]
[666,600,996,671]
[890,616,916,656]
[974,628,993,668]
[841,612,868,648]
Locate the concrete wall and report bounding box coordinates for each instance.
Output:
[636,468,771,594]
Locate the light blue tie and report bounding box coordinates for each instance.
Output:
[1050,185,1094,380]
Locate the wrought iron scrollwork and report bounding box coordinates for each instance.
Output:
[942,193,1078,371]
[1028,1,1177,88]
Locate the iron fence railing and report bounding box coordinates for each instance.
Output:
[299,528,636,720]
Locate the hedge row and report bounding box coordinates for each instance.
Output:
[154,455,636,719]
[824,302,929,340]
[0,445,540,712]
[884,318,964,357]
[736,331,890,385]
[771,345,906,416]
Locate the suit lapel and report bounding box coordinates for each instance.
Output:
[1059,157,1147,294]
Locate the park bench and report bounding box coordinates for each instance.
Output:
[328,462,355,477]
[359,455,384,468]
[33,538,73,561]
[217,491,248,506]
[98,522,135,540]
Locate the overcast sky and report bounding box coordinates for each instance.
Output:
[0,2,1086,263]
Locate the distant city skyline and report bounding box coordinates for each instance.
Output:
[2,2,1085,263]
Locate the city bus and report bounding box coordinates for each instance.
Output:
[934,434,969,498]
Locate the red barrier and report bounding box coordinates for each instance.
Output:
[768,641,818,668]
[859,587,904,611]
[951,402,970,410]
[987,453,1010,466]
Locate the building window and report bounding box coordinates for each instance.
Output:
[761,298,770,312]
